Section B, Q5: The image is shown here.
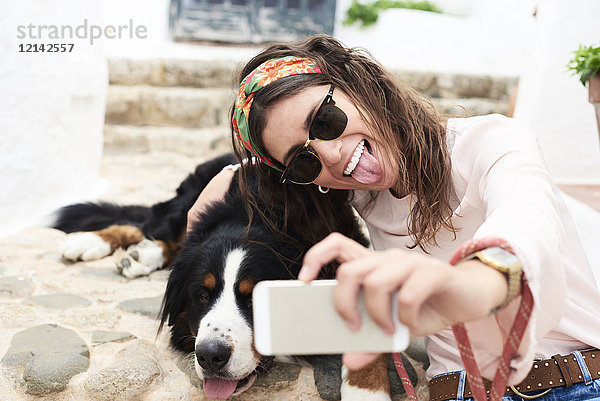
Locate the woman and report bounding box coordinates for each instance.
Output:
[188,35,600,400]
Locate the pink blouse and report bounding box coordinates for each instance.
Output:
[351,114,600,383]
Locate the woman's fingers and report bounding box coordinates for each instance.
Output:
[394,259,455,334]
[361,254,413,334]
[395,266,442,331]
[333,256,385,330]
[298,233,371,281]
[342,352,380,371]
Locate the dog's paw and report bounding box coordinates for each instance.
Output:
[114,239,164,278]
[62,232,112,261]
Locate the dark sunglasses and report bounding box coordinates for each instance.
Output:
[279,84,348,185]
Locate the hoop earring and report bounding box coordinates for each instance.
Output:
[318,185,330,194]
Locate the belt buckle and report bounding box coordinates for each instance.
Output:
[509,358,552,400]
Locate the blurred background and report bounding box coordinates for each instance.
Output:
[0,0,599,239]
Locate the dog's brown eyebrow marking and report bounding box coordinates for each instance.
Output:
[238,278,255,295]
[203,273,216,290]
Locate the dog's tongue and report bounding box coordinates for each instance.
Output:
[203,378,238,400]
[352,147,382,184]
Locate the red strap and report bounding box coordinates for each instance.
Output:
[393,237,534,401]
[392,352,418,401]
[450,237,534,401]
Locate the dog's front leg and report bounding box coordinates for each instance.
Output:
[62,224,144,261]
[341,354,391,401]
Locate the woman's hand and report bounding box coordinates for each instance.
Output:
[299,233,508,370]
[186,168,235,233]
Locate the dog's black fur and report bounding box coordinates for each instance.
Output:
[54,154,238,241]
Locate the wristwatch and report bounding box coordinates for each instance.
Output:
[466,247,523,313]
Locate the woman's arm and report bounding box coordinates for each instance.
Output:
[299,233,509,370]
[186,167,236,232]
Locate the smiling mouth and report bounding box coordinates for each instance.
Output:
[344,139,372,176]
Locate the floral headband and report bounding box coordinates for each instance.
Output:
[232,56,322,172]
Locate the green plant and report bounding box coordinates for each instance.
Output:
[567,44,600,86]
[344,0,442,28]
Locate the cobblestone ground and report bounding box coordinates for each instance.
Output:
[0,148,429,400]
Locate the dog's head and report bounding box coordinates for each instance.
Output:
[160,219,308,399]
[159,175,369,399]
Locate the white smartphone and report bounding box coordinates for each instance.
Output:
[252,280,409,355]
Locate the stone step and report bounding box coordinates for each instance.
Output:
[393,69,517,101]
[105,85,234,129]
[105,84,509,129]
[108,58,517,101]
[108,58,240,89]
[103,124,232,157]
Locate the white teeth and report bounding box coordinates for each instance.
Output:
[344,140,365,175]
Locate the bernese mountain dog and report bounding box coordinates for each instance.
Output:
[53,153,398,400]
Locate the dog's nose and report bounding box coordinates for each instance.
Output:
[196,341,231,371]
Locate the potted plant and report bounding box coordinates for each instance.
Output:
[568,44,600,139]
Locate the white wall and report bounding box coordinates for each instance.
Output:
[513,0,600,184]
[0,1,108,237]
[103,0,171,55]
[334,0,537,76]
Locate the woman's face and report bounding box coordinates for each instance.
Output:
[262,85,398,191]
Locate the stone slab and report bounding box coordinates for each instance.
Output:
[80,268,128,282]
[105,85,234,128]
[118,296,163,318]
[0,276,34,297]
[107,58,517,101]
[108,58,240,88]
[25,293,91,310]
[103,124,231,158]
[1,324,90,396]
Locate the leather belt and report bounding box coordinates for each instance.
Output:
[429,349,600,401]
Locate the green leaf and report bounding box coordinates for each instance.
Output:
[567,44,600,86]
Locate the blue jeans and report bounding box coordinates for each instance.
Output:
[436,351,600,401]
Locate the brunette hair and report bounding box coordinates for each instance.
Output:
[231,35,456,251]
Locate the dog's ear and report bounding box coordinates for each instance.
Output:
[158,257,199,353]
[158,260,190,333]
